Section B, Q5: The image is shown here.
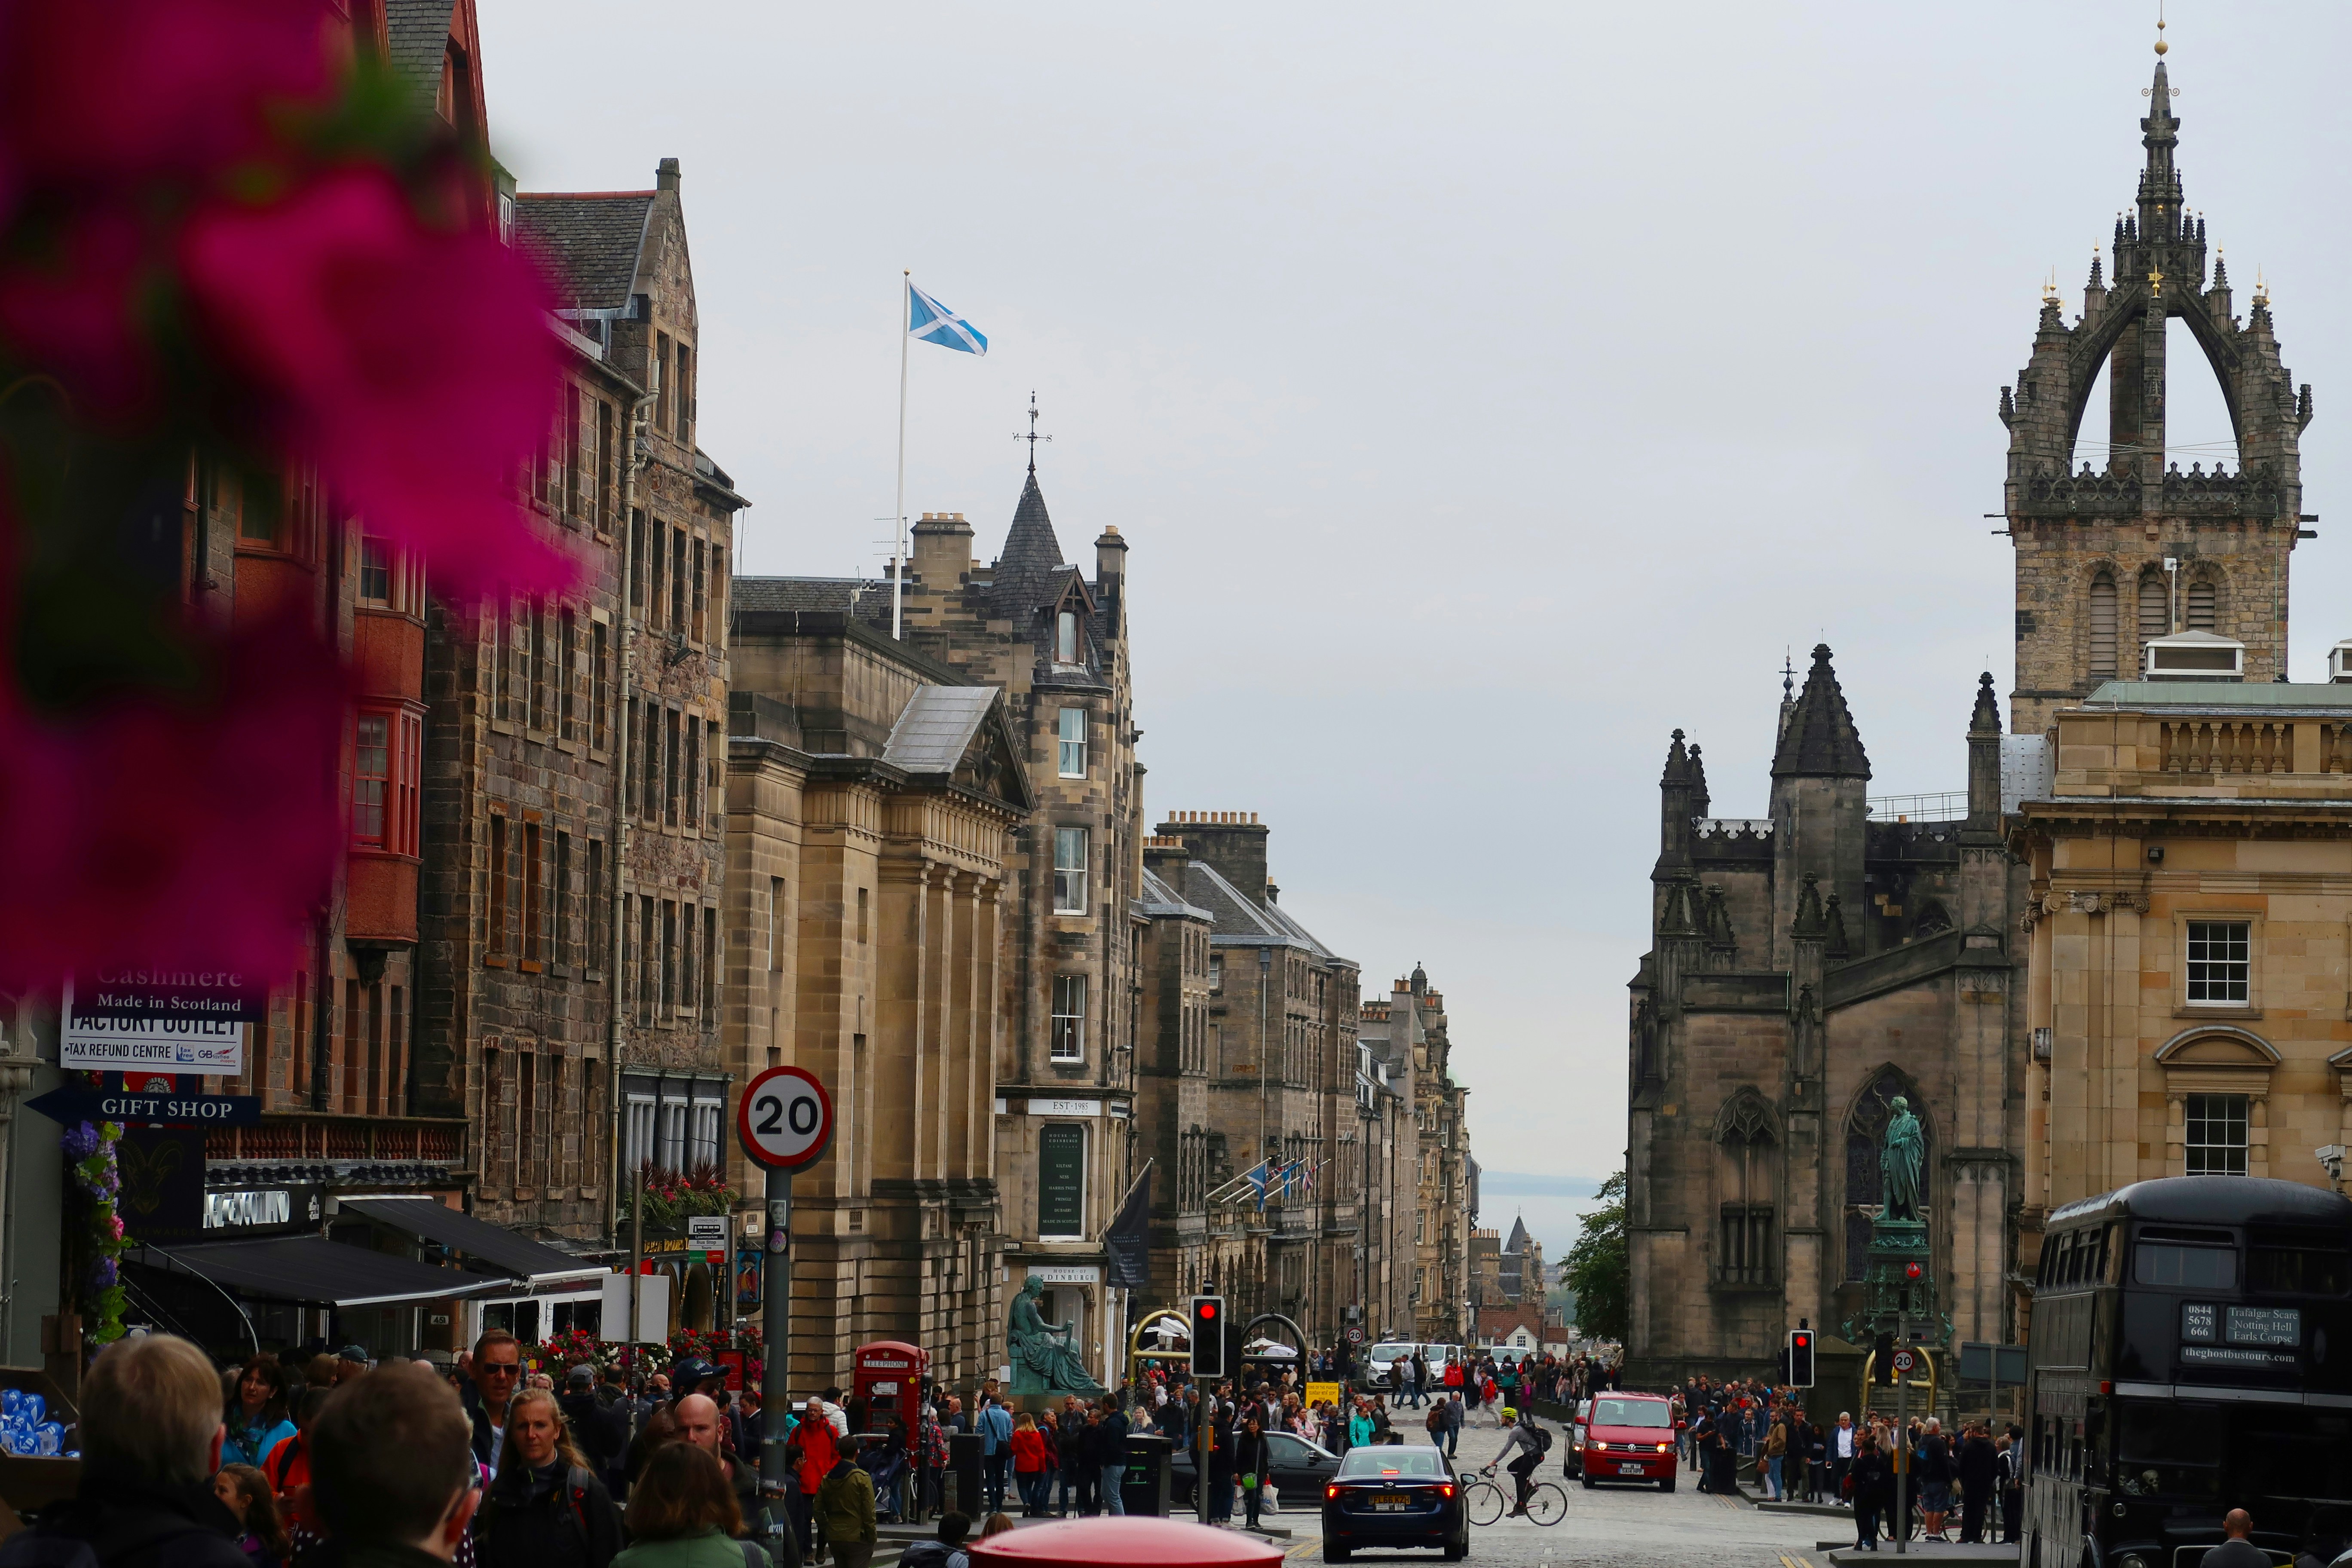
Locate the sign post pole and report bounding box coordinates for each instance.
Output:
[736,1064,833,1546]
[1894,1315,1910,1557]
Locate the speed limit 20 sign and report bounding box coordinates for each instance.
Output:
[1891,1349,1917,1375]
[738,1066,834,1172]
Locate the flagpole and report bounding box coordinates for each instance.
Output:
[892,269,910,641]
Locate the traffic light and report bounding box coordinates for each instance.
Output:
[1873,1329,1896,1384]
[1787,1329,1815,1388]
[1190,1295,1226,1378]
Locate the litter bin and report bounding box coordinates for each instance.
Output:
[949,1430,983,1520]
[1121,1433,1172,1517]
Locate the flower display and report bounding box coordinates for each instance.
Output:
[61,1119,128,1344]
[0,0,570,997]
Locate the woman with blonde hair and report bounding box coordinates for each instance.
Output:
[473,1386,623,1568]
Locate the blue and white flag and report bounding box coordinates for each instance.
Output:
[907,282,987,356]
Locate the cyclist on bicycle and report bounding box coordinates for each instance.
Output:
[1483,1406,1547,1518]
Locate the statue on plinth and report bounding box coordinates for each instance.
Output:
[1880,1096,1926,1222]
[1008,1275,1107,1397]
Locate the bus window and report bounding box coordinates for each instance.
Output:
[2102,1224,2124,1285]
[2247,1245,2351,1297]
[2114,1401,2223,1500]
[2134,1242,2236,1289]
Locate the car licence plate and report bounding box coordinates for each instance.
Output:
[1373,1493,1409,1510]
[1618,1462,1646,1475]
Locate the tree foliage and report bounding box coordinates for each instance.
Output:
[1563,1168,1628,1344]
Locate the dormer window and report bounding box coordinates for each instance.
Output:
[1057,610,1080,664]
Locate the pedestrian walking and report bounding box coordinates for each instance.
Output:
[1093,1396,1130,1517]
[1764,1411,1787,1501]
[1232,1416,1271,1532]
[1957,1421,1997,1544]
[1999,1427,2025,1544]
[616,1443,760,1568]
[1442,1392,1463,1458]
[1851,1433,1892,1552]
[1828,1411,1856,1508]
[469,1330,525,1473]
[1010,1413,1048,1516]
[976,1396,1013,1518]
[677,1394,769,1551]
[815,1447,879,1568]
[2202,1510,2271,1568]
[212,1465,290,1568]
[472,1386,624,1568]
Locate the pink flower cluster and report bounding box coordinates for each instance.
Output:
[0,0,575,993]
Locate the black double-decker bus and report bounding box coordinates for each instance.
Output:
[2025,1177,2352,1568]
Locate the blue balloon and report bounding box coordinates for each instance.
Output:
[22,1393,46,1426]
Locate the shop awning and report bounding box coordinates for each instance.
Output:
[338,1196,607,1284]
[130,1237,502,1308]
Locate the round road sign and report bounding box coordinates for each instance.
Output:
[1892,1349,1917,1374]
[738,1066,834,1172]
[1347,1327,1363,1345]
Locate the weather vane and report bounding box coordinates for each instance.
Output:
[1015,391,1052,475]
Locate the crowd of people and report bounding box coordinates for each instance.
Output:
[0,1333,1034,1568]
[1668,1376,2021,1550]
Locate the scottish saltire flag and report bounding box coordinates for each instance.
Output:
[1238,1160,1271,1210]
[907,282,987,355]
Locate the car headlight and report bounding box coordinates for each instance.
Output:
[1656,1442,1672,1453]
[2117,1554,2150,1568]
[1589,1440,1607,1452]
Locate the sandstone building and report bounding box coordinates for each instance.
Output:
[1133,817,1363,1349]
[720,606,1030,1391]
[2004,58,2350,1251]
[416,156,746,1317]
[1355,967,1478,1346]
[1623,653,2029,1386]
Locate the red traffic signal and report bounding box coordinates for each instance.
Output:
[1794,1334,1809,1348]
[1189,1295,1227,1378]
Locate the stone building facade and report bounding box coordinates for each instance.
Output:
[2004,56,2349,1268]
[741,462,1144,1381]
[416,159,745,1277]
[1404,969,1473,1343]
[2001,57,2312,734]
[1133,817,1362,1348]
[720,607,1029,1391]
[1353,988,1421,1342]
[1623,652,2030,1386]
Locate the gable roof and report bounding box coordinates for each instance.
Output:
[1137,868,1212,922]
[1772,643,1871,779]
[882,687,998,773]
[732,576,891,622]
[514,193,656,313]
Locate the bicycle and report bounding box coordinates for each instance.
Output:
[1468,1468,1567,1526]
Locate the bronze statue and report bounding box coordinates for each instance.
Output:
[1881,1095,1925,1222]
[1008,1275,1106,1396]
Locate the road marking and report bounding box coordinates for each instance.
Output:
[1285,1544,1320,1560]
[1782,1554,1816,1568]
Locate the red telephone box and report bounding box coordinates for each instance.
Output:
[852,1340,927,1425]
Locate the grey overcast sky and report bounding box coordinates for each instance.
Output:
[478,2,2352,1259]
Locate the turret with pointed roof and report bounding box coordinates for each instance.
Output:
[1772,645,1871,780]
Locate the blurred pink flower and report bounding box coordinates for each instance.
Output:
[0,0,334,208]
[0,204,161,419]
[181,167,575,596]
[0,609,347,997]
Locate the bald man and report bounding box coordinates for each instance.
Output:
[677,1392,793,1562]
[2203,1509,2269,1568]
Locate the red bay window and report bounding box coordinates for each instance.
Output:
[352,706,423,856]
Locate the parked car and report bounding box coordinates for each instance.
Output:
[1321,1440,1467,1563]
[1170,1427,1340,1507]
[1576,1392,1678,1492]
[1562,1398,1596,1477]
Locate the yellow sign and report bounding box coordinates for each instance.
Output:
[1306,1381,1342,1409]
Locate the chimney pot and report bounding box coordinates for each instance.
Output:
[656,157,681,192]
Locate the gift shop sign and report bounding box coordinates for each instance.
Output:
[61,977,250,1076]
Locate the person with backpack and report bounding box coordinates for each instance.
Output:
[1480,1407,1549,1518]
[0,1334,248,1568]
[612,1443,760,1568]
[813,1449,877,1568]
[471,1387,623,1568]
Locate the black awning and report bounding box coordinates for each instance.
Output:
[130,1237,502,1307]
[338,1197,607,1284]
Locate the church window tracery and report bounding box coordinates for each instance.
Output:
[1718,1095,1776,1286]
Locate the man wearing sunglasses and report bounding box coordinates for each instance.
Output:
[468,1329,524,1475]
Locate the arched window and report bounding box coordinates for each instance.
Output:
[2089,573,2118,679]
[2187,578,2216,632]
[1718,1097,1775,1286]
[2139,574,2170,664]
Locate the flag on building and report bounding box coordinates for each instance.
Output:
[907,282,987,355]
[1104,1164,1153,1290]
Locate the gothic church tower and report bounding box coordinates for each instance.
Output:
[2001,53,2314,732]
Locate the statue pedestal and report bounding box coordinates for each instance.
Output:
[1853,1217,1942,1338]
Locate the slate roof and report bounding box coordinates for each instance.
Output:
[1771,643,1871,780]
[991,470,1069,615]
[732,576,891,622]
[881,687,998,774]
[1136,868,1212,922]
[1505,1215,1533,1254]
[384,0,455,101]
[514,193,655,313]
[1182,861,1351,968]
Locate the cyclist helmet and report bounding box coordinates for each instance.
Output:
[1499,1406,1517,1422]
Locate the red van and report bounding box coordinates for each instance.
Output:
[1574,1393,1678,1492]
